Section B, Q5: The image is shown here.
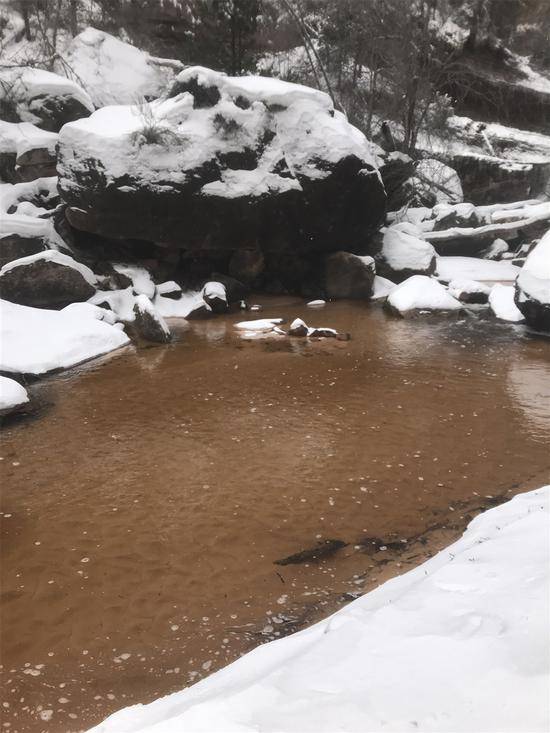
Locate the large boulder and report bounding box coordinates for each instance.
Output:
[132,294,171,343]
[324,252,375,299]
[514,231,550,331]
[369,225,437,282]
[0,250,97,307]
[57,67,386,258]
[0,68,94,132]
[56,28,182,108]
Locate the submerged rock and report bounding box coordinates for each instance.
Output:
[0,250,97,307]
[57,67,386,258]
[514,231,550,331]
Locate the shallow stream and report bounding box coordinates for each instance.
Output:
[2,298,550,732]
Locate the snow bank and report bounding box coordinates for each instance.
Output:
[436,256,520,283]
[0,375,29,414]
[488,284,525,322]
[58,28,181,108]
[386,275,461,315]
[0,299,129,376]
[91,485,550,733]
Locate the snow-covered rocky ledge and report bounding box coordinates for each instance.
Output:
[91,486,549,733]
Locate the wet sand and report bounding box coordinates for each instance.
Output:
[2,298,550,732]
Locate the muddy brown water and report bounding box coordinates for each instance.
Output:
[2,297,550,733]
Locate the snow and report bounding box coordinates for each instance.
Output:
[113,264,156,298]
[154,291,205,319]
[0,177,58,216]
[515,230,550,307]
[0,249,98,285]
[57,67,381,200]
[380,227,436,273]
[306,299,326,307]
[0,67,93,125]
[58,28,181,108]
[387,275,462,314]
[448,278,491,298]
[436,256,520,283]
[0,120,57,159]
[371,275,396,300]
[0,298,130,376]
[157,281,182,296]
[90,485,550,733]
[488,284,525,322]
[234,318,283,332]
[410,158,463,203]
[0,212,66,249]
[0,375,29,413]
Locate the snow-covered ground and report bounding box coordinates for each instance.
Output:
[436,256,520,283]
[91,485,550,733]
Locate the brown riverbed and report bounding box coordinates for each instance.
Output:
[2,297,550,733]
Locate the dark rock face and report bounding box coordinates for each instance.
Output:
[229,248,265,286]
[324,252,375,299]
[452,154,549,205]
[0,233,47,269]
[0,256,96,307]
[514,295,550,332]
[132,296,171,343]
[57,68,386,263]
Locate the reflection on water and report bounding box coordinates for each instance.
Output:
[1,297,549,733]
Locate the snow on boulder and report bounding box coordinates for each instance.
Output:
[405,158,463,206]
[132,294,171,343]
[436,256,520,284]
[386,275,462,317]
[371,225,436,282]
[515,230,550,331]
[0,67,93,132]
[202,281,228,314]
[371,274,396,300]
[89,485,550,733]
[0,375,29,417]
[0,121,58,182]
[234,318,283,332]
[57,28,182,108]
[489,284,525,323]
[0,250,97,307]
[112,264,156,299]
[288,317,308,337]
[0,298,129,377]
[57,67,386,257]
[324,252,375,299]
[448,278,491,304]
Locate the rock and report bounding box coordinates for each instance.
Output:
[448,279,491,304]
[186,302,213,319]
[0,68,94,133]
[202,281,228,313]
[0,232,47,269]
[289,318,309,337]
[404,159,463,207]
[370,226,436,282]
[307,299,326,307]
[433,203,479,231]
[229,248,265,286]
[0,375,29,418]
[308,327,343,339]
[56,28,182,108]
[210,272,248,303]
[0,250,97,307]
[132,294,171,343]
[480,238,509,260]
[57,67,386,259]
[324,252,375,299]
[514,231,550,331]
[157,281,182,300]
[385,275,462,317]
[0,121,58,182]
[378,151,415,211]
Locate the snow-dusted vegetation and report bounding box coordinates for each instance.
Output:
[1,0,549,731]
